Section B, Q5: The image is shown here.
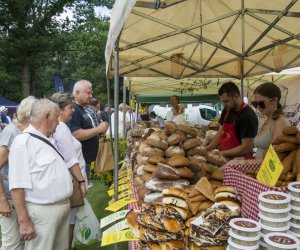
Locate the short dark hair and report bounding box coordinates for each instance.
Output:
[171,95,180,103]
[218,82,240,97]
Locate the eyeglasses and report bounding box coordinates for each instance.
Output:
[251,99,273,109]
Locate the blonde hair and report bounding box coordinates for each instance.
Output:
[17,96,37,124]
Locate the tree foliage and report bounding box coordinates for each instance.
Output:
[0,0,114,104]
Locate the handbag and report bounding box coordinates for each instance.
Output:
[69,178,85,208]
[94,139,114,173]
[26,132,84,208]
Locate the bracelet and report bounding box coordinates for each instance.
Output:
[78,180,85,183]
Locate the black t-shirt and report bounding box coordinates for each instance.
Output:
[219,105,258,143]
[69,103,99,163]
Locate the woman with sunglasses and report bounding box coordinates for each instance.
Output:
[253,82,290,159]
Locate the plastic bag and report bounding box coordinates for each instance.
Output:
[72,198,100,246]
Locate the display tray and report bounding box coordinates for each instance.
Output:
[223,159,289,221]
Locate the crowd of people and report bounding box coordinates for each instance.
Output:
[0,80,291,250]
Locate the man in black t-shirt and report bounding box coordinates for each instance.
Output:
[69,80,109,182]
[206,82,258,159]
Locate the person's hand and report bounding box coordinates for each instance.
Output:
[0,198,11,217]
[19,218,35,241]
[97,122,109,134]
[80,182,86,197]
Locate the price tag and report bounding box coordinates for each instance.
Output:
[257,145,284,186]
[108,184,130,197]
[102,220,129,235]
[105,197,137,212]
[108,190,133,205]
[101,230,138,247]
[100,210,129,228]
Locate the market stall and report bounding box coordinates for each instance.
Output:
[104,1,300,249]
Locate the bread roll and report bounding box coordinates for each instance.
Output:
[167,133,182,146]
[162,187,188,200]
[183,137,202,151]
[177,124,197,137]
[162,196,189,209]
[283,126,298,135]
[275,142,298,153]
[186,146,207,156]
[189,155,207,164]
[154,163,180,180]
[165,146,185,158]
[146,155,166,165]
[167,155,190,167]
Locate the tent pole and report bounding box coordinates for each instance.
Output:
[106,78,114,153]
[113,37,120,230]
[123,78,126,138]
[241,0,245,98]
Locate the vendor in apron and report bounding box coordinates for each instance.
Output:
[206,82,258,159]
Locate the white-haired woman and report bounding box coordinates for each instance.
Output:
[50,92,87,250]
[0,96,36,250]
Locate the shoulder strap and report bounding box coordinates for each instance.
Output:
[26,132,64,160]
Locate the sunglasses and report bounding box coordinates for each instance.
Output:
[251,99,273,109]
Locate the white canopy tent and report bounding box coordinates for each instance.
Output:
[106,0,300,84]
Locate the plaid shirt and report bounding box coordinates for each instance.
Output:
[85,107,101,127]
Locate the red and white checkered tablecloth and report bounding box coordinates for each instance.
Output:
[223,159,288,221]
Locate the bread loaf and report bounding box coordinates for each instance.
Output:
[146,133,168,150]
[210,169,224,181]
[183,138,202,151]
[275,134,298,144]
[167,155,190,167]
[177,124,197,137]
[146,155,167,165]
[145,177,190,191]
[167,133,182,146]
[207,152,227,167]
[189,155,207,164]
[154,163,180,180]
[165,146,185,158]
[143,164,157,173]
[141,172,153,182]
[186,146,207,156]
[275,142,298,153]
[282,150,297,174]
[177,167,194,179]
[144,191,164,203]
[165,121,177,135]
[142,146,164,157]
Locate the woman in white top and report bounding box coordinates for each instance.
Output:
[51,93,87,250]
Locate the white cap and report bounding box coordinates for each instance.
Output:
[0,106,7,112]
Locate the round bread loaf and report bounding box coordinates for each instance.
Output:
[146,155,166,165]
[183,138,202,151]
[176,124,197,137]
[167,133,182,146]
[167,155,190,167]
[146,134,168,150]
[165,121,177,135]
[165,146,185,158]
[139,141,148,154]
[186,146,207,156]
[177,167,194,179]
[207,152,227,167]
[142,146,164,157]
[143,164,157,173]
[188,155,207,164]
[141,172,153,182]
[154,163,180,180]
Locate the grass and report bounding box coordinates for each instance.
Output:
[0,180,129,250]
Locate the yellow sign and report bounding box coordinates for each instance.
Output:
[105,197,137,212]
[257,145,284,186]
[108,184,130,197]
[108,189,133,205]
[101,230,138,246]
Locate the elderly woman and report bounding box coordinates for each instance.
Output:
[0,96,36,250]
[253,82,290,158]
[50,92,87,250]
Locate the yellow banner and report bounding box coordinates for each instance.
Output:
[101,230,138,247]
[105,197,137,212]
[257,145,284,186]
[108,184,130,197]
